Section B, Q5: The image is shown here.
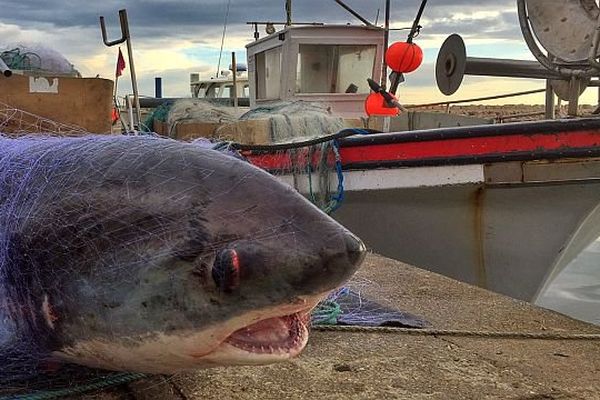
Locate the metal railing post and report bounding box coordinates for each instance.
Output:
[100,9,142,130]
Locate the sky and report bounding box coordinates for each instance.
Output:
[1,0,598,105]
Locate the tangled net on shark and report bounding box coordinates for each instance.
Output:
[0,105,424,398]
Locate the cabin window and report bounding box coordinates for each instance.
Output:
[222,84,233,98]
[296,44,376,94]
[255,47,282,100]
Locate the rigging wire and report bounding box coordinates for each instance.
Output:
[216,0,232,78]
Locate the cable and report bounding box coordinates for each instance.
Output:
[216,0,232,78]
[314,324,600,341]
[233,128,378,151]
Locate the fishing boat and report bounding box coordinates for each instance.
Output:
[2,1,597,304]
[239,0,600,302]
[190,65,250,107]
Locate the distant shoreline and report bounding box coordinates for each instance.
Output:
[405,104,599,123]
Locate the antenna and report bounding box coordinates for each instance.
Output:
[216,0,232,78]
[333,0,374,27]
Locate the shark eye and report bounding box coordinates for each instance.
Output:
[212,249,240,292]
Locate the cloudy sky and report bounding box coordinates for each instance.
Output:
[1,0,597,104]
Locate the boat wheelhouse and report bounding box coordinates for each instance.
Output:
[246,25,384,117]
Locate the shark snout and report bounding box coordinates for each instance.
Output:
[209,227,365,297]
[344,231,367,269]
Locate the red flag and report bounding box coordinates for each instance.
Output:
[116,48,126,77]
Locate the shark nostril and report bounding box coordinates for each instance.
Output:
[212,249,241,292]
[345,233,367,267]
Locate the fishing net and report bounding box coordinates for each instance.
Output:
[143,99,239,136]
[142,101,172,133]
[0,101,88,137]
[235,101,346,143]
[0,44,79,76]
[167,99,238,127]
[313,278,429,328]
[144,100,355,146]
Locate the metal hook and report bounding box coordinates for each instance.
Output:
[99,9,141,131]
[99,9,129,47]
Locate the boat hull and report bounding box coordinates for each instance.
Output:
[246,118,600,302]
[334,177,600,301]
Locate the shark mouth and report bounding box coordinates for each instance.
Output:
[223,311,310,356]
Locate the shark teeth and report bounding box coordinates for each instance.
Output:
[224,312,309,354]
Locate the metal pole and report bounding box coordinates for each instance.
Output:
[155,77,162,98]
[232,52,238,109]
[545,80,555,119]
[463,58,564,80]
[407,0,428,43]
[126,95,134,133]
[286,0,292,25]
[381,0,390,89]
[118,10,141,129]
[567,77,580,116]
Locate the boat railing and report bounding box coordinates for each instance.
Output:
[408,88,546,113]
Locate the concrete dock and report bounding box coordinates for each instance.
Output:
[75,254,600,400]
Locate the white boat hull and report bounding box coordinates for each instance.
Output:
[278,158,600,301]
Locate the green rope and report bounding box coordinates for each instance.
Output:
[2,373,146,400]
[0,49,42,71]
[311,300,342,325]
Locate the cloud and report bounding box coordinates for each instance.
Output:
[1,1,514,38]
[0,1,563,102]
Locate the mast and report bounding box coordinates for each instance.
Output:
[286,0,292,25]
[381,0,390,88]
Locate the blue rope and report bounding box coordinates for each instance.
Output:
[323,139,344,214]
[347,128,373,135]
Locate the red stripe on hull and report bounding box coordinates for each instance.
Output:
[340,131,600,164]
[245,130,600,170]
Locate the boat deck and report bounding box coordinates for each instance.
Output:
[72,254,600,399]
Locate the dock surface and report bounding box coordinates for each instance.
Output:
[74,254,600,400]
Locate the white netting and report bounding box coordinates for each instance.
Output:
[145,100,349,145]
[0,44,79,76]
[166,99,238,126]
[238,101,345,143]
[0,101,88,137]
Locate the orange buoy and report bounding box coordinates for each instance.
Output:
[364,92,400,117]
[385,41,423,73]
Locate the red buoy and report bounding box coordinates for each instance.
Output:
[111,107,120,125]
[385,41,423,73]
[364,92,400,117]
